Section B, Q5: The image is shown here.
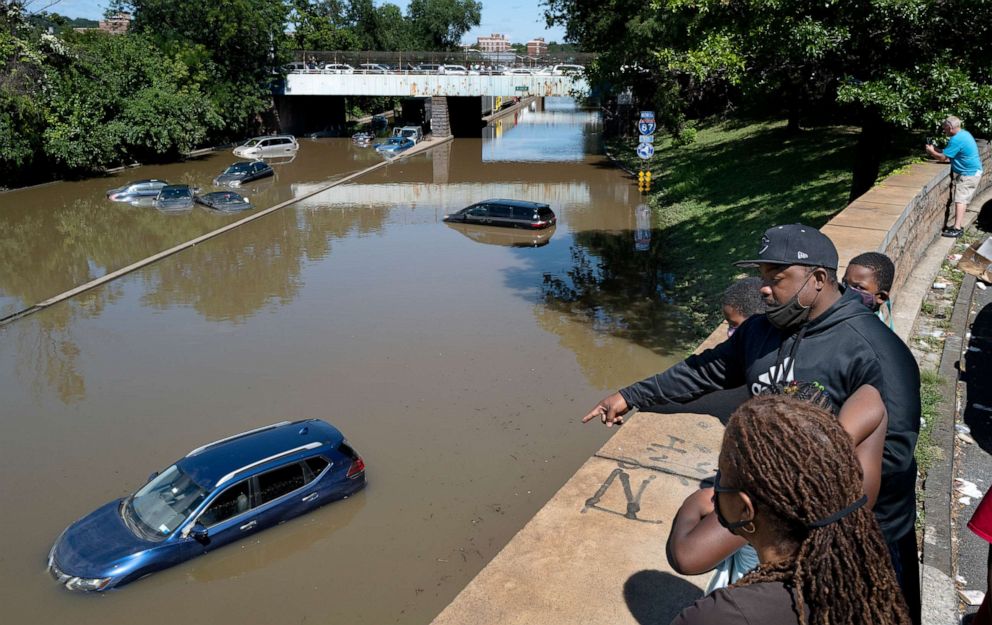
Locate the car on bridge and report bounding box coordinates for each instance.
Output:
[195,191,254,212]
[48,419,366,592]
[374,137,415,156]
[441,64,477,75]
[552,64,585,76]
[321,63,354,74]
[106,179,169,202]
[358,63,389,74]
[443,199,557,230]
[154,185,195,212]
[213,160,274,188]
[233,135,299,159]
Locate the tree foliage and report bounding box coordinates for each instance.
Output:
[123,0,290,133]
[0,1,50,179]
[547,0,992,192]
[43,31,220,169]
[408,0,481,50]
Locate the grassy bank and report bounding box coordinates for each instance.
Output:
[605,119,916,348]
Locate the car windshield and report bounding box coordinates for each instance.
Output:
[224,163,251,174]
[242,139,261,147]
[127,465,208,538]
[160,187,190,199]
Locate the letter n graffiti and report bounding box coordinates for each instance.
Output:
[581,465,663,524]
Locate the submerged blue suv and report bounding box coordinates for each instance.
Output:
[48,419,366,591]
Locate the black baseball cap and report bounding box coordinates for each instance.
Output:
[734,224,838,270]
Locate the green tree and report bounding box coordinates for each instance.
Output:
[288,0,359,51]
[348,0,413,51]
[0,1,51,183]
[43,31,220,170]
[547,0,992,198]
[408,0,481,50]
[122,0,290,134]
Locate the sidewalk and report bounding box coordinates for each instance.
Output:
[955,275,992,621]
[915,193,992,624]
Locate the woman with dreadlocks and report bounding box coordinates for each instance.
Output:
[671,395,910,625]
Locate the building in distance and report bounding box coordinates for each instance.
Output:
[99,12,131,34]
[477,33,511,53]
[526,37,548,57]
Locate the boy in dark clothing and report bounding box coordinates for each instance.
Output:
[844,251,896,328]
[582,224,921,623]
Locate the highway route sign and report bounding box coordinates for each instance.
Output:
[636,143,655,159]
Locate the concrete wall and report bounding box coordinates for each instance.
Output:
[284,73,588,97]
[823,140,991,296]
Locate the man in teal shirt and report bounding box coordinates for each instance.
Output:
[926,115,984,238]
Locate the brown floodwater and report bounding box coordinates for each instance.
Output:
[0,99,687,624]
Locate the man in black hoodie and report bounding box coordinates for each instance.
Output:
[581,224,920,622]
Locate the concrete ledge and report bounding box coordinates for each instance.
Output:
[431,140,992,624]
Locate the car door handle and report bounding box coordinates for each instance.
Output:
[240,520,257,531]
[302,493,318,503]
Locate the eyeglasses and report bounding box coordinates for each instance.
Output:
[713,469,741,494]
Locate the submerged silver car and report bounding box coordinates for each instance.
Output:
[233,135,299,159]
[107,179,169,202]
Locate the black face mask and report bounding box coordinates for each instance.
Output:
[766,272,818,331]
[713,470,753,531]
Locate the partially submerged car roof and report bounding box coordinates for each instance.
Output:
[478,199,550,209]
[176,419,344,490]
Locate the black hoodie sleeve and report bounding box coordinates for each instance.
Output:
[618,331,746,409]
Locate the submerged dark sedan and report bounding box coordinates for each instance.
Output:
[154,185,194,212]
[443,199,556,230]
[195,191,254,212]
[48,419,366,592]
[213,160,273,187]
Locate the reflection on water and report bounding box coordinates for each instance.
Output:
[0,140,381,318]
[482,98,602,163]
[0,99,688,625]
[444,222,556,248]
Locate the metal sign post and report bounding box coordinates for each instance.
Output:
[636,111,655,192]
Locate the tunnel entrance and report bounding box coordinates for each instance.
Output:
[274,95,347,137]
[447,97,485,137]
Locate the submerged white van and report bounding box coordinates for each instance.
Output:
[233,135,299,159]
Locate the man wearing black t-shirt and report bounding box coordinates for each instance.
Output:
[581,224,921,623]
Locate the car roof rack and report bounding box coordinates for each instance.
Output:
[215,442,322,487]
[186,421,292,457]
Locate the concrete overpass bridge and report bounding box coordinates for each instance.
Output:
[276,72,590,138]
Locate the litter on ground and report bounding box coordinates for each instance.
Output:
[955,478,984,499]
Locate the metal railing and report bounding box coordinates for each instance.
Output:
[285,50,595,75]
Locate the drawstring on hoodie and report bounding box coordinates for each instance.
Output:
[771,324,808,393]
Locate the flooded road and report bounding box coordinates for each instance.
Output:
[0,99,687,624]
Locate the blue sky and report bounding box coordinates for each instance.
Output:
[39,0,567,44]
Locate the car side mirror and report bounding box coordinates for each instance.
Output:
[148,471,159,482]
[190,523,209,545]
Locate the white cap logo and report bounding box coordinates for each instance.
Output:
[797,251,809,260]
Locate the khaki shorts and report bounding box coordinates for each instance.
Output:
[953,172,983,205]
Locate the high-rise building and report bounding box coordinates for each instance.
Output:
[477,33,511,53]
[526,38,548,57]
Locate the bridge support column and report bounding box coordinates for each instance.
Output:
[431,96,450,138]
